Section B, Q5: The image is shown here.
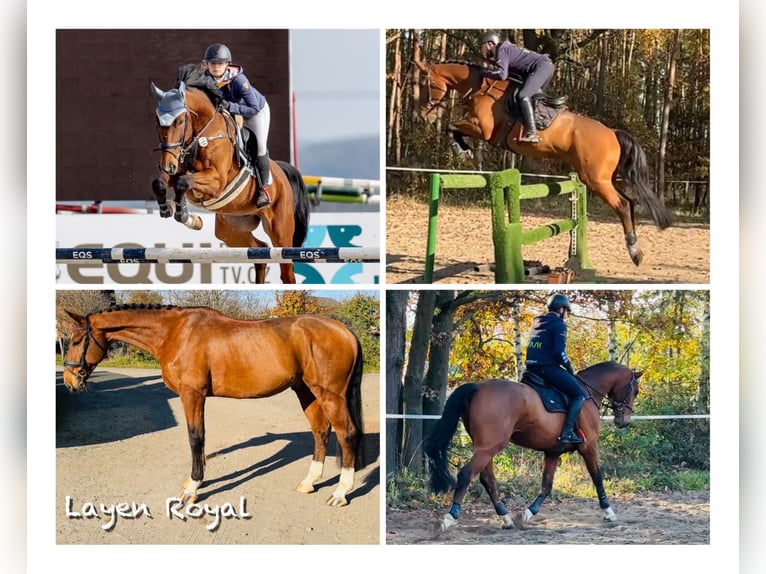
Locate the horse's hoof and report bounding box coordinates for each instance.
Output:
[628,246,643,266]
[500,514,515,530]
[325,494,348,507]
[295,483,315,494]
[603,507,617,522]
[180,494,197,505]
[512,510,532,530]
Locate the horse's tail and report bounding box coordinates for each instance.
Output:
[614,130,673,229]
[423,383,478,494]
[346,334,366,470]
[276,160,310,247]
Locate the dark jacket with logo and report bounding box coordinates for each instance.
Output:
[525,312,575,375]
[205,65,266,118]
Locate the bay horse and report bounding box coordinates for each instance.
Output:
[424,361,641,533]
[415,60,673,266]
[151,65,310,284]
[60,304,365,507]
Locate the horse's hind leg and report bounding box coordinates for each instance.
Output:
[580,446,616,521]
[292,381,331,494]
[588,178,643,266]
[214,214,269,283]
[479,460,514,529]
[514,451,560,528]
[305,385,360,507]
[437,448,495,533]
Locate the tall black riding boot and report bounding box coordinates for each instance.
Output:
[254,154,272,209]
[559,396,585,444]
[518,97,540,143]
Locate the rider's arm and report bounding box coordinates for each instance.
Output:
[227,76,266,118]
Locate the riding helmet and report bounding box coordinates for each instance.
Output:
[547,293,571,312]
[203,43,232,63]
[480,32,501,45]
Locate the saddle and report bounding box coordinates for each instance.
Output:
[519,371,570,413]
[505,90,568,131]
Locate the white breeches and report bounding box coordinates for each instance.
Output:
[243,101,271,156]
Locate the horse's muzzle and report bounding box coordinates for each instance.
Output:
[158,161,179,176]
[613,415,632,429]
[62,369,88,393]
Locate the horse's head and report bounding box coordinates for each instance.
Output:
[413,59,448,123]
[609,369,642,428]
[151,81,190,175]
[60,310,109,393]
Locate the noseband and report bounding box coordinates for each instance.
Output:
[63,315,107,382]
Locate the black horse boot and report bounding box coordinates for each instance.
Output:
[558,395,585,444]
[254,154,271,209]
[518,97,540,143]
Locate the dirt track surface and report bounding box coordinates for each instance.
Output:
[386,491,709,544]
[386,196,710,284]
[56,367,380,545]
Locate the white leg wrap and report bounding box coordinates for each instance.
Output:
[440,513,458,533]
[523,508,534,522]
[603,506,616,521]
[296,460,324,493]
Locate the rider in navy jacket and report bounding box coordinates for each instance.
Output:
[479,32,555,144]
[526,293,586,444]
[203,43,271,208]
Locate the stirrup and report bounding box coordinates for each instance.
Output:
[255,188,270,209]
[558,431,584,444]
[519,131,540,143]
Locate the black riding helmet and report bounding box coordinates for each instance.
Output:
[203,43,232,64]
[547,293,571,313]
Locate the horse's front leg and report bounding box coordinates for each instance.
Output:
[514,451,561,528]
[151,173,174,219]
[174,175,204,230]
[447,117,491,160]
[580,445,616,521]
[179,387,206,504]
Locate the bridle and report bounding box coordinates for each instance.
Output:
[153,92,232,173]
[578,370,639,417]
[63,314,108,385]
[420,68,449,116]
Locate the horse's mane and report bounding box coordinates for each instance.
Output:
[175,63,225,108]
[438,59,488,71]
[89,304,176,316]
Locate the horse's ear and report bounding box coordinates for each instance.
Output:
[413,58,429,73]
[151,82,164,101]
[634,370,643,379]
[178,81,186,98]
[59,309,85,328]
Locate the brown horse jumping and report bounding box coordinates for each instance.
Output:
[60,304,365,507]
[151,65,310,284]
[424,361,640,533]
[416,61,673,266]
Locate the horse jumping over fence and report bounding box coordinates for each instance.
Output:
[151,65,310,284]
[60,304,366,507]
[415,60,673,267]
[424,361,641,533]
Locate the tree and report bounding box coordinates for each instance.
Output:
[271,291,321,317]
[385,290,408,477]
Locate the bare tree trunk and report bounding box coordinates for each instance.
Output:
[512,300,523,379]
[695,298,710,413]
[402,291,436,473]
[657,29,681,200]
[422,290,458,441]
[387,32,402,165]
[385,290,408,477]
